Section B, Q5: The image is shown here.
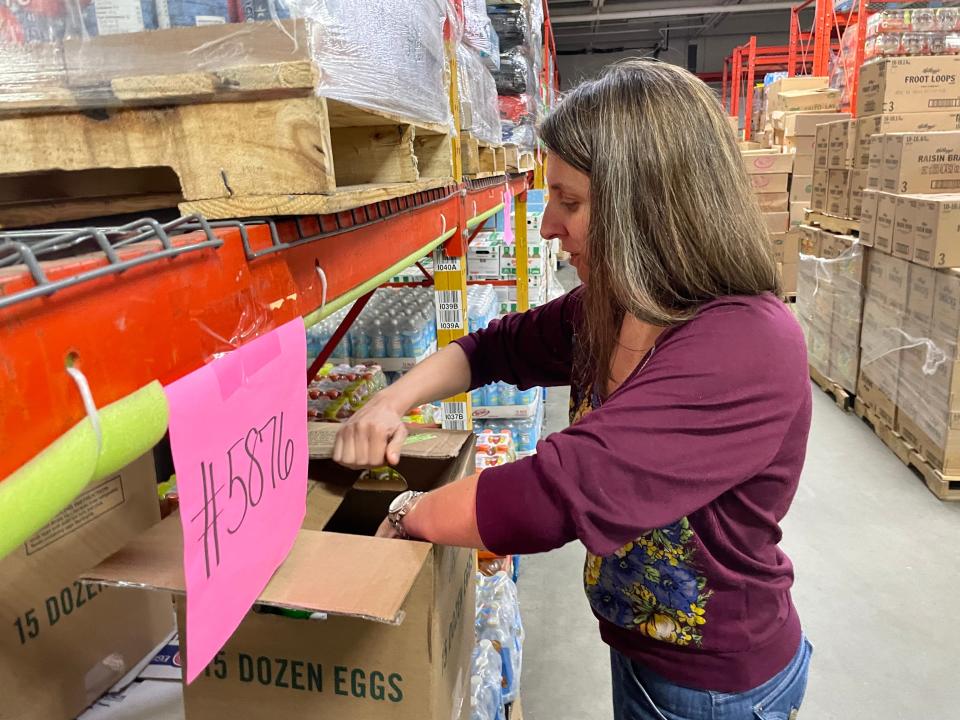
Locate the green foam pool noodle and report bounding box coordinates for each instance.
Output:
[0,381,169,561]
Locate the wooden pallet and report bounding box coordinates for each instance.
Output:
[504,145,535,173]
[810,364,854,412]
[782,292,797,304]
[0,94,454,226]
[3,21,318,115]
[461,133,506,178]
[805,209,860,236]
[507,698,524,720]
[855,398,960,501]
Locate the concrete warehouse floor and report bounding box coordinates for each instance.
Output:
[520,265,960,720]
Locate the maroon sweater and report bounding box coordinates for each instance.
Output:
[455,288,811,693]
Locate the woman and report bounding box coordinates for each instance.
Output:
[333,59,813,720]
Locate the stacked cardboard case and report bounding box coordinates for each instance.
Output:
[796,227,868,394]
[741,150,798,292]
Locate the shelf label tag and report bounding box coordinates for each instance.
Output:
[164,318,308,684]
[442,401,469,431]
[433,249,461,273]
[435,289,464,330]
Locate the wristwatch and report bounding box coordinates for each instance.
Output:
[387,490,425,539]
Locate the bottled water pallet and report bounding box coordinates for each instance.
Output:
[804,209,860,236]
[0,23,454,226]
[854,398,960,502]
[809,364,854,413]
[462,133,507,178]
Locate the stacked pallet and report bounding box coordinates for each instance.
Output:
[741,149,797,295]
[794,54,960,501]
[0,9,457,227]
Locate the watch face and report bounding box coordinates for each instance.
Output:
[388,491,412,515]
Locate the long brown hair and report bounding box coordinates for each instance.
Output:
[538,58,780,391]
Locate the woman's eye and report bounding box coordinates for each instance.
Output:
[561,201,579,211]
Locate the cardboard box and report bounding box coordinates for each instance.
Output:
[789,201,807,229]
[85,427,478,720]
[933,268,960,344]
[874,192,898,253]
[791,175,813,203]
[860,188,880,247]
[812,169,829,212]
[853,112,960,169]
[892,194,921,260]
[866,134,886,190]
[793,153,815,176]
[857,55,960,117]
[866,251,910,310]
[777,111,850,137]
[780,262,798,294]
[828,120,851,169]
[771,230,800,263]
[1,455,175,720]
[763,212,790,233]
[467,238,500,279]
[912,194,960,268]
[881,131,960,194]
[814,123,831,169]
[777,88,841,114]
[742,150,794,175]
[750,173,789,193]
[906,262,936,327]
[849,169,869,219]
[827,169,851,218]
[799,224,822,256]
[756,192,789,213]
[784,135,816,154]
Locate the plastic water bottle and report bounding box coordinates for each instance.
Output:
[386,317,404,358]
[349,319,370,359]
[369,319,387,358]
[482,383,499,406]
[497,382,516,406]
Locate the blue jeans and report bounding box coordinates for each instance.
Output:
[611,637,813,720]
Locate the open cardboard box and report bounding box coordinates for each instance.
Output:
[83,424,477,720]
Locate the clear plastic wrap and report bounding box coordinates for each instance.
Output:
[475,571,524,705]
[796,226,866,393]
[458,44,501,146]
[462,0,500,71]
[856,251,959,472]
[493,45,531,96]
[487,4,527,51]
[0,0,452,128]
[471,639,506,720]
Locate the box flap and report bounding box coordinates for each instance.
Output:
[82,514,433,624]
[308,422,472,460]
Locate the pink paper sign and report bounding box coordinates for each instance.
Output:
[164,318,308,683]
[502,187,514,245]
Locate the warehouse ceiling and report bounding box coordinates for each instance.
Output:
[548,0,804,55]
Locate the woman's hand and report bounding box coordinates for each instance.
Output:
[375,516,402,539]
[332,391,408,469]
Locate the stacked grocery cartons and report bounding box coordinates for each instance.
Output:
[761,76,836,148]
[856,122,960,484]
[742,150,796,293]
[773,111,851,227]
[811,118,868,220]
[796,225,868,396]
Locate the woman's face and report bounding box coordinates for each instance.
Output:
[540,154,591,282]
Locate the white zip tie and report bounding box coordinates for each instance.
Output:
[316,263,328,314]
[66,365,102,454]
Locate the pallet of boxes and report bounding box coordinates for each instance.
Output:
[819,54,960,501]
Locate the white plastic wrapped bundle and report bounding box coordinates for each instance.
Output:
[470,639,506,720]
[299,0,451,126]
[475,571,524,705]
[462,0,500,70]
[457,44,501,145]
[0,0,452,128]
